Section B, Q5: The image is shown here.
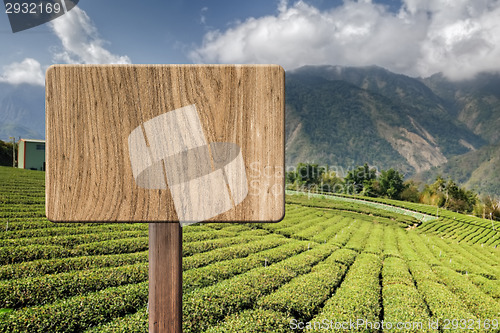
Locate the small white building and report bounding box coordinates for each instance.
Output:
[18,139,45,171]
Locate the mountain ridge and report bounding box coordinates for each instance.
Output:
[1,65,498,195]
[285,65,498,195]
[0,82,45,140]
[286,65,487,168]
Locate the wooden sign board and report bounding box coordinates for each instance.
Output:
[45,65,284,223]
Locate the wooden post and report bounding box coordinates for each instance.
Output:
[149,223,182,333]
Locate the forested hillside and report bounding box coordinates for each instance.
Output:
[285,65,500,196]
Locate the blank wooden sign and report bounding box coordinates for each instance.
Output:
[45,65,285,223]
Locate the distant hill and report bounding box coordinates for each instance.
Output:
[285,65,500,196]
[414,143,500,197]
[415,73,500,196]
[1,66,498,195]
[422,72,500,144]
[0,83,45,141]
[286,65,485,174]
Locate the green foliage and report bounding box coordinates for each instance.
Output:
[0,223,147,240]
[183,244,336,333]
[182,233,262,256]
[313,253,382,332]
[287,161,494,217]
[205,309,292,333]
[382,285,431,332]
[320,167,344,193]
[1,166,500,332]
[344,163,377,195]
[72,237,149,257]
[0,282,148,333]
[183,235,288,270]
[286,192,425,226]
[286,163,343,193]
[0,140,15,167]
[382,255,432,332]
[85,308,148,333]
[257,249,355,321]
[445,180,478,213]
[0,263,148,309]
[418,281,478,329]
[378,168,406,199]
[474,195,500,221]
[433,266,500,319]
[296,163,325,187]
[0,230,146,248]
[400,180,421,203]
[183,241,311,292]
[421,176,478,213]
[0,251,149,280]
[0,308,13,315]
[467,274,500,300]
[0,244,70,265]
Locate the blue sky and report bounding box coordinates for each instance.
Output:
[0,0,354,65]
[1,0,500,85]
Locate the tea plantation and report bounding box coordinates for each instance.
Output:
[0,166,499,332]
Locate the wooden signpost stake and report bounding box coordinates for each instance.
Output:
[149,223,182,332]
[46,65,285,332]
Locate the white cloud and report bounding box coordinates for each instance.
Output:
[190,0,500,80]
[50,7,130,64]
[407,0,500,80]
[200,7,208,25]
[1,7,130,87]
[0,58,45,86]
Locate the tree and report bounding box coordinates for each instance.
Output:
[421,176,477,213]
[286,169,297,185]
[0,140,15,167]
[319,167,343,193]
[296,163,324,188]
[400,180,421,203]
[286,163,326,190]
[344,163,377,195]
[443,179,477,213]
[481,195,500,221]
[362,179,382,197]
[378,168,406,199]
[421,176,446,207]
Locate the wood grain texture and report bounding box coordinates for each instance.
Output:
[148,223,182,332]
[45,65,284,222]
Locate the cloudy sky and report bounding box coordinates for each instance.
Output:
[1,0,500,86]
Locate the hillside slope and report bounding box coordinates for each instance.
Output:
[415,143,500,196]
[1,167,499,332]
[423,72,500,144]
[2,66,498,195]
[0,83,45,140]
[286,66,486,174]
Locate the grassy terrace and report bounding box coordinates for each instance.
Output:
[0,166,499,332]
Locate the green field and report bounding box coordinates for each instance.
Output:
[0,166,499,332]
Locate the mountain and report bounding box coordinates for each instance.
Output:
[286,75,411,174]
[412,73,500,196]
[0,83,45,141]
[414,143,500,197]
[422,72,500,144]
[1,66,498,195]
[286,65,486,175]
